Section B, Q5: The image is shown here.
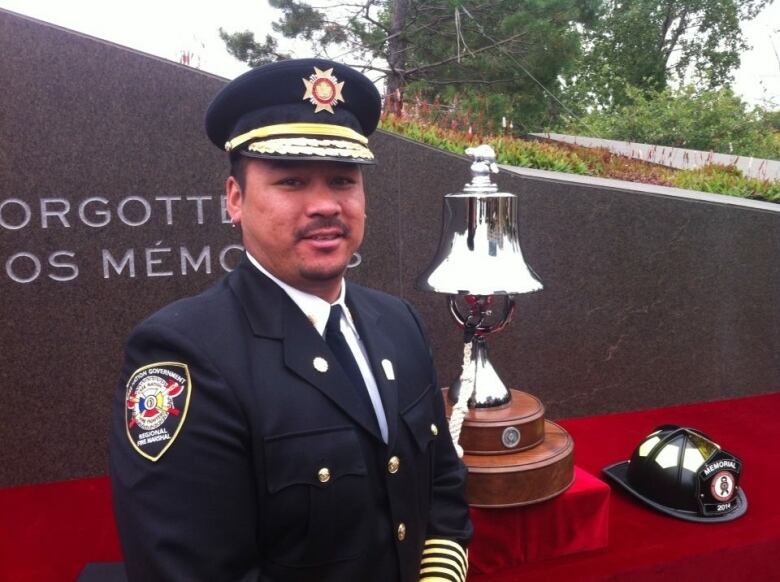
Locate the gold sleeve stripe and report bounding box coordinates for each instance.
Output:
[424,538,468,557]
[423,545,467,563]
[225,122,368,151]
[421,556,465,580]
[420,538,468,582]
[421,553,466,577]
[422,542,467,572]
[419,566,461,582]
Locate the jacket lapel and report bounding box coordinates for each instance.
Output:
[347,286,400,449]
[227,257,284,339]
[280,299,383,440]
[228,258,383,440]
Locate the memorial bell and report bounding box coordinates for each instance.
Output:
[418,144,542,408]
[418,145,574,508]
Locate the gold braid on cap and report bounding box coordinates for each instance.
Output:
[247,137,373,160]
[225,122,368,152]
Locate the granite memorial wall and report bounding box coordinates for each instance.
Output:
[1,9,778,487]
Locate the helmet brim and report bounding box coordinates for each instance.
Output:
[603,461,748,523]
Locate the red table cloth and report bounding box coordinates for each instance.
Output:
[469,466,610,574]
[470,391,780,581]
[1,391,778,581]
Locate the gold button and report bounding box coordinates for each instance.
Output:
[387,456,400,474]
[318,467,331,483]
[397,522,406,541]
[430,424,438,436]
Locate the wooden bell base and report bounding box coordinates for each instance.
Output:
[444,388,575,508]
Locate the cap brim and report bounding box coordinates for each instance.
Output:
[603,461,748,523]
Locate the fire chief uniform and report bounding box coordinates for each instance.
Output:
[110,252,472,580]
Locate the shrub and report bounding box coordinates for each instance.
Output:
[380,114,779,204]
[671,164,780,202]
[563,86,780,160]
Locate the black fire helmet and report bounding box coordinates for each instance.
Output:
[603,425,747,523]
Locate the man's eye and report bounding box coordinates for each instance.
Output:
[275,178,303,187]
[331,176,356,186]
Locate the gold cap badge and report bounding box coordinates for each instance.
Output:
[302,67,345,113]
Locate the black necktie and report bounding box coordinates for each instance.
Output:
[325,305,377,422]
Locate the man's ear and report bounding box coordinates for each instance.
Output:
[225,176,242,225]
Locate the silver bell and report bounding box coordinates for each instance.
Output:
[417,145,542,408]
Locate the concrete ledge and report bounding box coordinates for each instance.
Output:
[501,164,780,213]
[532,132,780,181]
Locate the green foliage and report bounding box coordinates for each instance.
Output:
[218,28,289,66]
[566,0,770,110]
[671,164,780,201]
[765,111,780,132]
[399,0,598,128]
[563,85,780,160]
[382,115,594,175]
[270,0,324,40]
[381,115,779,203]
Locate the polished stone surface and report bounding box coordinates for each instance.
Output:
[1,10,235,487]
[1,8,778,487]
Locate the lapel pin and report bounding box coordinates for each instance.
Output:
[381,359,395,381]
[313,357,329,373]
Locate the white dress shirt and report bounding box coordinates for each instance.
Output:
[246,252,389,442]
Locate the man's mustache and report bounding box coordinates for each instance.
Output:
[295,217,351,240]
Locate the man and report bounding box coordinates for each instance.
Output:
[109,58,472,581]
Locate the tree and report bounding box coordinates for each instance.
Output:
[567,0,771,110]
[399,0,599,129]
[218,29,291,65]
[220,0,598,128]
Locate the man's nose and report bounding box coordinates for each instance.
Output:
[306,181,341,215]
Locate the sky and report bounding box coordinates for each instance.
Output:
[1,0,778,109]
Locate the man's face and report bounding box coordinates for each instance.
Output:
[226,158,365,299]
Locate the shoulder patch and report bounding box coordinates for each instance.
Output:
[125,362,192,462]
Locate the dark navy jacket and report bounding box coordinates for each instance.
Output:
[110,257,472,581]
